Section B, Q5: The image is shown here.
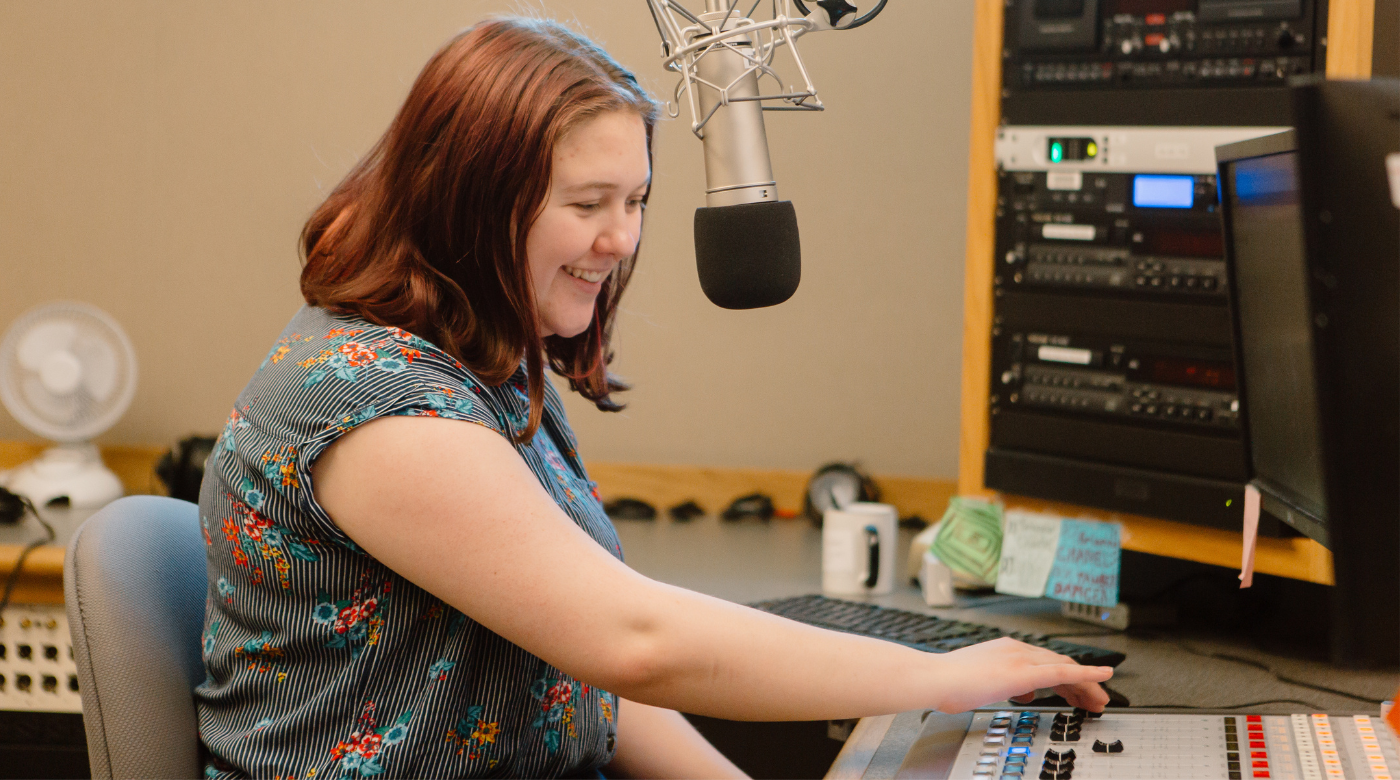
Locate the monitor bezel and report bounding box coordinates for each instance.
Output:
[1214,130,1332,546]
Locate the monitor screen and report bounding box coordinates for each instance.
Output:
[1224,151,1328,521]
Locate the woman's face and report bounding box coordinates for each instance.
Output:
[527,110,651,339]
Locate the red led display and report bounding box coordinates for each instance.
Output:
[1145,228,1226,259]
[1150,358,1237,391]
[1106,0,1195,13]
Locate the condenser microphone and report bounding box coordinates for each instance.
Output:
[648,0,885,308]
[691,8,801,310]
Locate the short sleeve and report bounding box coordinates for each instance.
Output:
[227,309,509,548]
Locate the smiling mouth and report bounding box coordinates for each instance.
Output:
[563,266,609,283]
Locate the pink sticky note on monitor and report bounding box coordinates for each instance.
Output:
[1239,484,1261,588]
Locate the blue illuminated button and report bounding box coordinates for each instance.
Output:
[1008,747,1031,756]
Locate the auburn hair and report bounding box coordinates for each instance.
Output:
[299,17,660,443]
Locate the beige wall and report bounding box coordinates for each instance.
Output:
[0,1,974,478]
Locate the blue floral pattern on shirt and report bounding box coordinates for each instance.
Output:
[196,307,622,779]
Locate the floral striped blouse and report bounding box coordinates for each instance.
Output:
[196,306,622,779]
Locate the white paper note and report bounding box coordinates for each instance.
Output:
[995,510,1063,597]
[1239,483,1261,588]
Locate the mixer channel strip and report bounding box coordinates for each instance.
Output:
[747,594,1126,668]
[943,710,1400,780]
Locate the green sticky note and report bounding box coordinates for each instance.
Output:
[930,497,1003,587]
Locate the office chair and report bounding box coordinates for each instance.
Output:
[63,495,206,779]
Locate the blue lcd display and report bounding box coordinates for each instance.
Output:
[1133,175,1195,208]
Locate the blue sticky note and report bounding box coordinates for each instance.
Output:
[1044,520,1121,607]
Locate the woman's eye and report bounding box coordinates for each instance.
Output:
[574,202,601,212]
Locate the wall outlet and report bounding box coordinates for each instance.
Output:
[0,604,82,714]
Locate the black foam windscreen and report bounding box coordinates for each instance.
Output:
[694,200,801,309]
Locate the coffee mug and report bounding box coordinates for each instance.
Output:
[822,502,898,595]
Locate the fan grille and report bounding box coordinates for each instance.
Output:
[0,301,138,443]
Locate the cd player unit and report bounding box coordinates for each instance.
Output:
[999,333,1241,433]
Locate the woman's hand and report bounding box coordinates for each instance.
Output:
[929,637,1113,714]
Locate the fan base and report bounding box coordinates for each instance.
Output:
[0,443,124,509]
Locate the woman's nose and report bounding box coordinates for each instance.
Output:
[595,217,639,257]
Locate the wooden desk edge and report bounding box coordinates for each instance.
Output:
[827,714,897,780]
[0,544,66,604]
[999,495,1335,585]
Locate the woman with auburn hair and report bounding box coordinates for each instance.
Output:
[196,15,1112,779]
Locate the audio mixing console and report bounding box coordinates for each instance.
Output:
[895,708,1399,780]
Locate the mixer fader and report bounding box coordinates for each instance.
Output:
[904,708,1400,780]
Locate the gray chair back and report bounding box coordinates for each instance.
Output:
[64,495,206,780]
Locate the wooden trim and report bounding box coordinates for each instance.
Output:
[999,495,1335,585]
[0,545,65,604]
[586,462,957,522]
[957,0,1004,501]
[0,443,960,604]
[826,714,897,780]
[1327,0,1377,78]
[0,443,960,524]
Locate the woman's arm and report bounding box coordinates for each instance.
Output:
[313,415,1112,721]
[604,699,747,780]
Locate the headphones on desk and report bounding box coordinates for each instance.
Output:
[803,462,879,526]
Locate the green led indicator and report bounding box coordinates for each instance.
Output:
[1086,141,1098,158]
[1226,499,1234,507]
[1050,142,1064,163]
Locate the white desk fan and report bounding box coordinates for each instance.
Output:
[0,302,137,508]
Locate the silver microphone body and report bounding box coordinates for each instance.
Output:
[695,8,780,207]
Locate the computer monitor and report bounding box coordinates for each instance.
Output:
[1216,78,1400,667]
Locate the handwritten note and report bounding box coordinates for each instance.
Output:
[995,510,1063,598]
[1045,519,1121,607]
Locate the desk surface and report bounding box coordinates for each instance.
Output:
[3,500,1393,774]
[612,514,1397,777]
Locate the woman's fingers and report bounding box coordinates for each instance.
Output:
[1060,681,1112,711]
[1013,664,1113,711]
[934,638,1115,714]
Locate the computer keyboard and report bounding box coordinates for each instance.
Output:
[748,594,1127,668]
